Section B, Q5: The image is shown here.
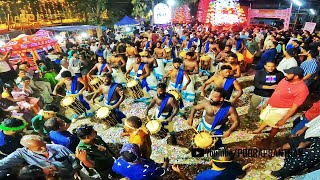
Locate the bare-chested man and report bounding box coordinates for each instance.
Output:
[225,53,241,78]
[181,36,190,51]
[87,56,112,77]
[126,42,138,71]
[153,41,167,80]
[162,34,171,48]
[125,54,151,103]
[216,45,232,63]
[163,58,190,91]
[53,71,94,119]
[201,65,243,104]
[181,52,199,102]
[141,50,158,90]
[141,37,152,52]
[190,45,200,62]
[108,50,127,86]
[91,73,126,123]
[188,88,239,147]
[144,83,179,145]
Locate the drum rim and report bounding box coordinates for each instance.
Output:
[192,130,217,149]
[95,107,111,118]
[127,80,139,87]
[61,96,75,106]
[146,120,162,134]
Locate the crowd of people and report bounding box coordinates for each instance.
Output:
[0,23,320,179]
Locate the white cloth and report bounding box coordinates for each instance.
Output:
[68,57,80,74]
[0,61,11,72]
[277,57,298,75]
[111,68,127,86]
[55,66,74,81]
[304,115,320,139]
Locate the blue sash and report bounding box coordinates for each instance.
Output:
[223,77,236,100]
[145,41,150,49]
[168,38,172,47]
[71,76,78,94]
[175,68,184,90]
[172,46,176,59]
[98,63,107,75]
[157,94,173,119]
[70,76,90,110]
[162,37,166,44]
[137,63,150,91]
[236,39,242,51]
[187,40,193,49]
[107,83,119,105]
[205,42,210,53]
[211,102,232,133]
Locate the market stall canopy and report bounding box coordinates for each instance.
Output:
[40,25,106,32]
[0,34,58,56]
[115,16,139,26]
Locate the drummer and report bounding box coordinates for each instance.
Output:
[125,54,152,104]
[126,42,138,72]
[189,45,200,62]
[108,50,127,87]
[141,50,158,90]
[53,71,94,119]
[182,52,199,102]
[187,88,239,147]
[200,65,243,104]
[87,56,112,78]
[144,83,180,145]
[163,58,190,92]
[91,73,126,124]
[153,41,167,81]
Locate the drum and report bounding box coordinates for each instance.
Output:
[89,77,103,91]
[200,55,212,70]
[60,96,86,116]
[167,90,181,101]
[193,131,218,149]
[95,107,118,127]
[179,51,187,59]
[126,80,144,99]
[146,120,168,139]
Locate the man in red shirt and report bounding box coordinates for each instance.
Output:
[249,67,309,140]
[291,100,320,136]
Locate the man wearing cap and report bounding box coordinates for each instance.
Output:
[112,143,168,180]
[277,48,298,75]
[249,67,309,141]
[0,117,27,159]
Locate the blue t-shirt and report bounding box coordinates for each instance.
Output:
[195,162,244,180]
[112,158,165,180]
[49,131,79,152]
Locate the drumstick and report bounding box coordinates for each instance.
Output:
[191,126,203,138]
[51,93,64,98]
[94,104,102,108]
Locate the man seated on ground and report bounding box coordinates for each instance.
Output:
[112,143,168,179]
[0,117,27,159]
[121,116,152,159]
[171,149,251,180]
[75,124,117,179]
[44,117,79,153]
[0,135,81,179]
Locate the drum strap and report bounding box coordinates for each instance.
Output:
[107,83,119,105]
[79,94,90,110]
[145,41,150,49]
[98,63,107,75]
[171,46,176,59]
[223,77,236,100]
[211,101,232,131]
[137,63,150,92]
[157,94,173,118]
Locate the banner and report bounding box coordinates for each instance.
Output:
[154,3,171,24]
[303,22,317,33]
[248,6,292,30]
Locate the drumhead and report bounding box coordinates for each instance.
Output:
[61,96,75,106]
[165,48,171,53]
[194,132,213,149]
[127,80,138,88]
[200,55,211,61]
[146,120,161,134]
[96,107,110,118]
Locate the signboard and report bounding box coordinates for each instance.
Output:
[248,7,292,30]
[303,22,317,33]
[154,3,171,24]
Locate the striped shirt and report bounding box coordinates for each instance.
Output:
[300,58,319,86]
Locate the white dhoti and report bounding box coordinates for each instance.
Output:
[126,57,135,72]
[153,58,165,81]
[155,108,174,132]
[260,105,290,127]
[181,74,195,102]
[146,71,158,90]
[111,68,127,87]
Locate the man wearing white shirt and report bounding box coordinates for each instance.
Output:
[68,52,81,76]
[55,59,74,81]
[277,48,298,75]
